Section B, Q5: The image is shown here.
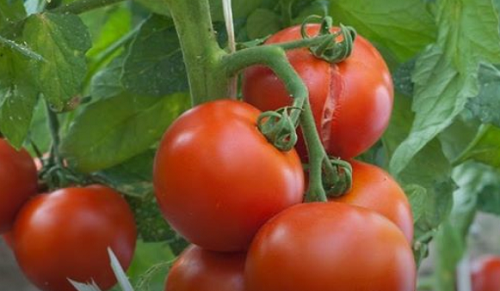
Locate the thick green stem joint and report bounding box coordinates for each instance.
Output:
[166,0,228,106]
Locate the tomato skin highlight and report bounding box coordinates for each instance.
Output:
[243,24,393,160]
[332,160,413,242]
[245,202,416,291]
[13,185,137,291]
[0,138,38,234]
[154,100,304,252]
[165,245,245,291]
[471,256,500,291]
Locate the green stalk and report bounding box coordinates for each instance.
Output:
[223,46,328,201]
[166,0,228,105]
[45,102,64,168]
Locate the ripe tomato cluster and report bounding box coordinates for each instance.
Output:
[154,24,417,291]
[0,139,137,291]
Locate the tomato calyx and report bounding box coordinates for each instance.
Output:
[322,158,353,198]
[257,107,300,151]
[300,16,357,63]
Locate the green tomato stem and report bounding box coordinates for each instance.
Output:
[50,0,124,14]
[165,0,229,106]
[45,102,64,168]
[222,45,329,202]
[223,46,306,123]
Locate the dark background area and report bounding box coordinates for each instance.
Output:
[0,239,37,291]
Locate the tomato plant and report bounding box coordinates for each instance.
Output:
[1,0,500,290]
[12,185,137,291]
[471,256,500,291]
[165,245,245,291]
[243,24,393,160]
[154,100,304,252]
[332,160,413,242]
[244,202,416,291]
[0,138,38,234]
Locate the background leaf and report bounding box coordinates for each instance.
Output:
[246,8,281,39]
[466,64,500,127]
[456,125,500,169]
[60,93,189,172]
[390,0,500,175]
[0,47,38,147]
[122,15,188,97]
[23,12,92,111]
[330,0,436,61]
[0,0,26,30]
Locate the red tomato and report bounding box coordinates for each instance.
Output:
[471,256,500,291]
[243,24,393,160]
[331,160,413,242]
[154,100,304,252]
[0,138,38,234]
[165,245,245,291]
[13,185,137,291]
[245,202,416,291]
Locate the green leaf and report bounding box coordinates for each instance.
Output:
[85,6,131,60]
[438,114,480,162]
[455,124,500,169]
[404,184,427,224]
[23,12,91,112]
[293,1,329,24]
[0,0,26,30]
[96,150,155,198]
[433,162,500,290]
[127,193,185,244]
[330,0,436,61]
[0,47,38,148]
[90,55,126,100]
[466,64,500,127]
[27,98,51,154]
[0,35,43,61]
[0,82,38,147]
[246,9,281,40]
[383,95,454,246]
[122,15,188,97]
[451,162,499,235]
[400,139,454,241]
[96,151,187,247]
[133,0,169,16]
[390,0,500,175]
[393,59,416,97]
[477,183,500,215]
[60,93,190,173]
[126,241,177,291]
